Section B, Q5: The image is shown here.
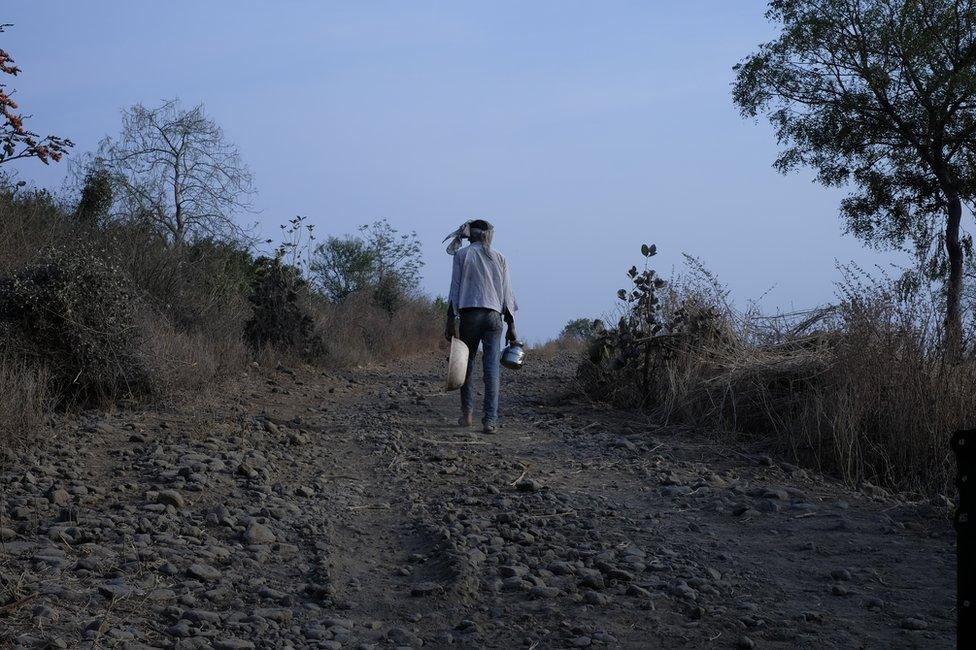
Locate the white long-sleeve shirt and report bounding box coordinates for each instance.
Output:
[448,243,517,315]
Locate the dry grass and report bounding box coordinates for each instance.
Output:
[583,261,976,496]
[532,336,585,356]
[0,187,71,274]
[138,309,249,398]
[0,357,50,440]
[312,292,443,367]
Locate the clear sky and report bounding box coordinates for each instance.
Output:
[3,1,903,341]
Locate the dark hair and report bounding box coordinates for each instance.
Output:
[469,219,492,231]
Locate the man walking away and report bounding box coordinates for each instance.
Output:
[443,219,518,433]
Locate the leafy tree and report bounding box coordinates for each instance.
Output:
[560,317,601,341]
[360,219,424,312]
[311,219,424,311]
[0,24,72,165]
[312,236,376,302]
[98,99,254,245]
[733,0,976,355]
[74,162,113,225]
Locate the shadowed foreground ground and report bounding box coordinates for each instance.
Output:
[0,351,955,648]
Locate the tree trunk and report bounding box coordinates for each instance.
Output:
[173,158,184,246]
[945,195,965,359]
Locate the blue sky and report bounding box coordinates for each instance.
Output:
[3,2,903,341]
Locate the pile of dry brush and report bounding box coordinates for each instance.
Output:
[580,247,976,497]
[0,183,442,439]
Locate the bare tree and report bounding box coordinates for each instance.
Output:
[99,99,254,244]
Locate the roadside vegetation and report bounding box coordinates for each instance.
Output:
[576,244,976,497]
[5,4,976,499]
[0,88,440,440]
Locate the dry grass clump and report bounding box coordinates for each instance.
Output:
[582,254,975,496]
[0,357,50,440]
[138,310,249,396]
[0,186,72,274]
[533,336,586,356]
[312,292,443,367]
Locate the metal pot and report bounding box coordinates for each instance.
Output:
[501,342,526,370]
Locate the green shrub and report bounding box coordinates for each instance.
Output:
[0,244,146,405]
[74,164,114,226]
[560,318,601,342]
[244,255,324,358]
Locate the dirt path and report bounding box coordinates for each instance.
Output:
[0,351,955,648]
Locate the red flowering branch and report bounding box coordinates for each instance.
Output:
[0,23,72,165]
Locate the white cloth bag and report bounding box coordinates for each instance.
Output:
[445,337,469,391]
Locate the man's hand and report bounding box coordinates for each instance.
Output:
[445,311,458,341]
[506,323,518,344]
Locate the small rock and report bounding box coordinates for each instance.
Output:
[157,490,185,509]
[830,568,851,581]
[165,622,192,638]
[32,604,58,620]
[515,479,541,493]
[583,591,608,606]
[243,522,276,545]
[215,640,255,650]
[386,627,421,646]
[410,582,443,597]
[900,617,928,631]
[498,565,528,578]
[98,584,137,600]
[47,487,72,507]
[187,564,221,582]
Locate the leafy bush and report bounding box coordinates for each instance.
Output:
[74,164,114,225]
[560,318,601,342]
[584,244,688,406]
[0,244,146,405]
[244,255,323,358]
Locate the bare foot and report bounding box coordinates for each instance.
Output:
[458,412,474,427]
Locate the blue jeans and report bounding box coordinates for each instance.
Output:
[459,308,502,425]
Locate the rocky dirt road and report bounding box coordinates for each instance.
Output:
[0,351,956,648]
